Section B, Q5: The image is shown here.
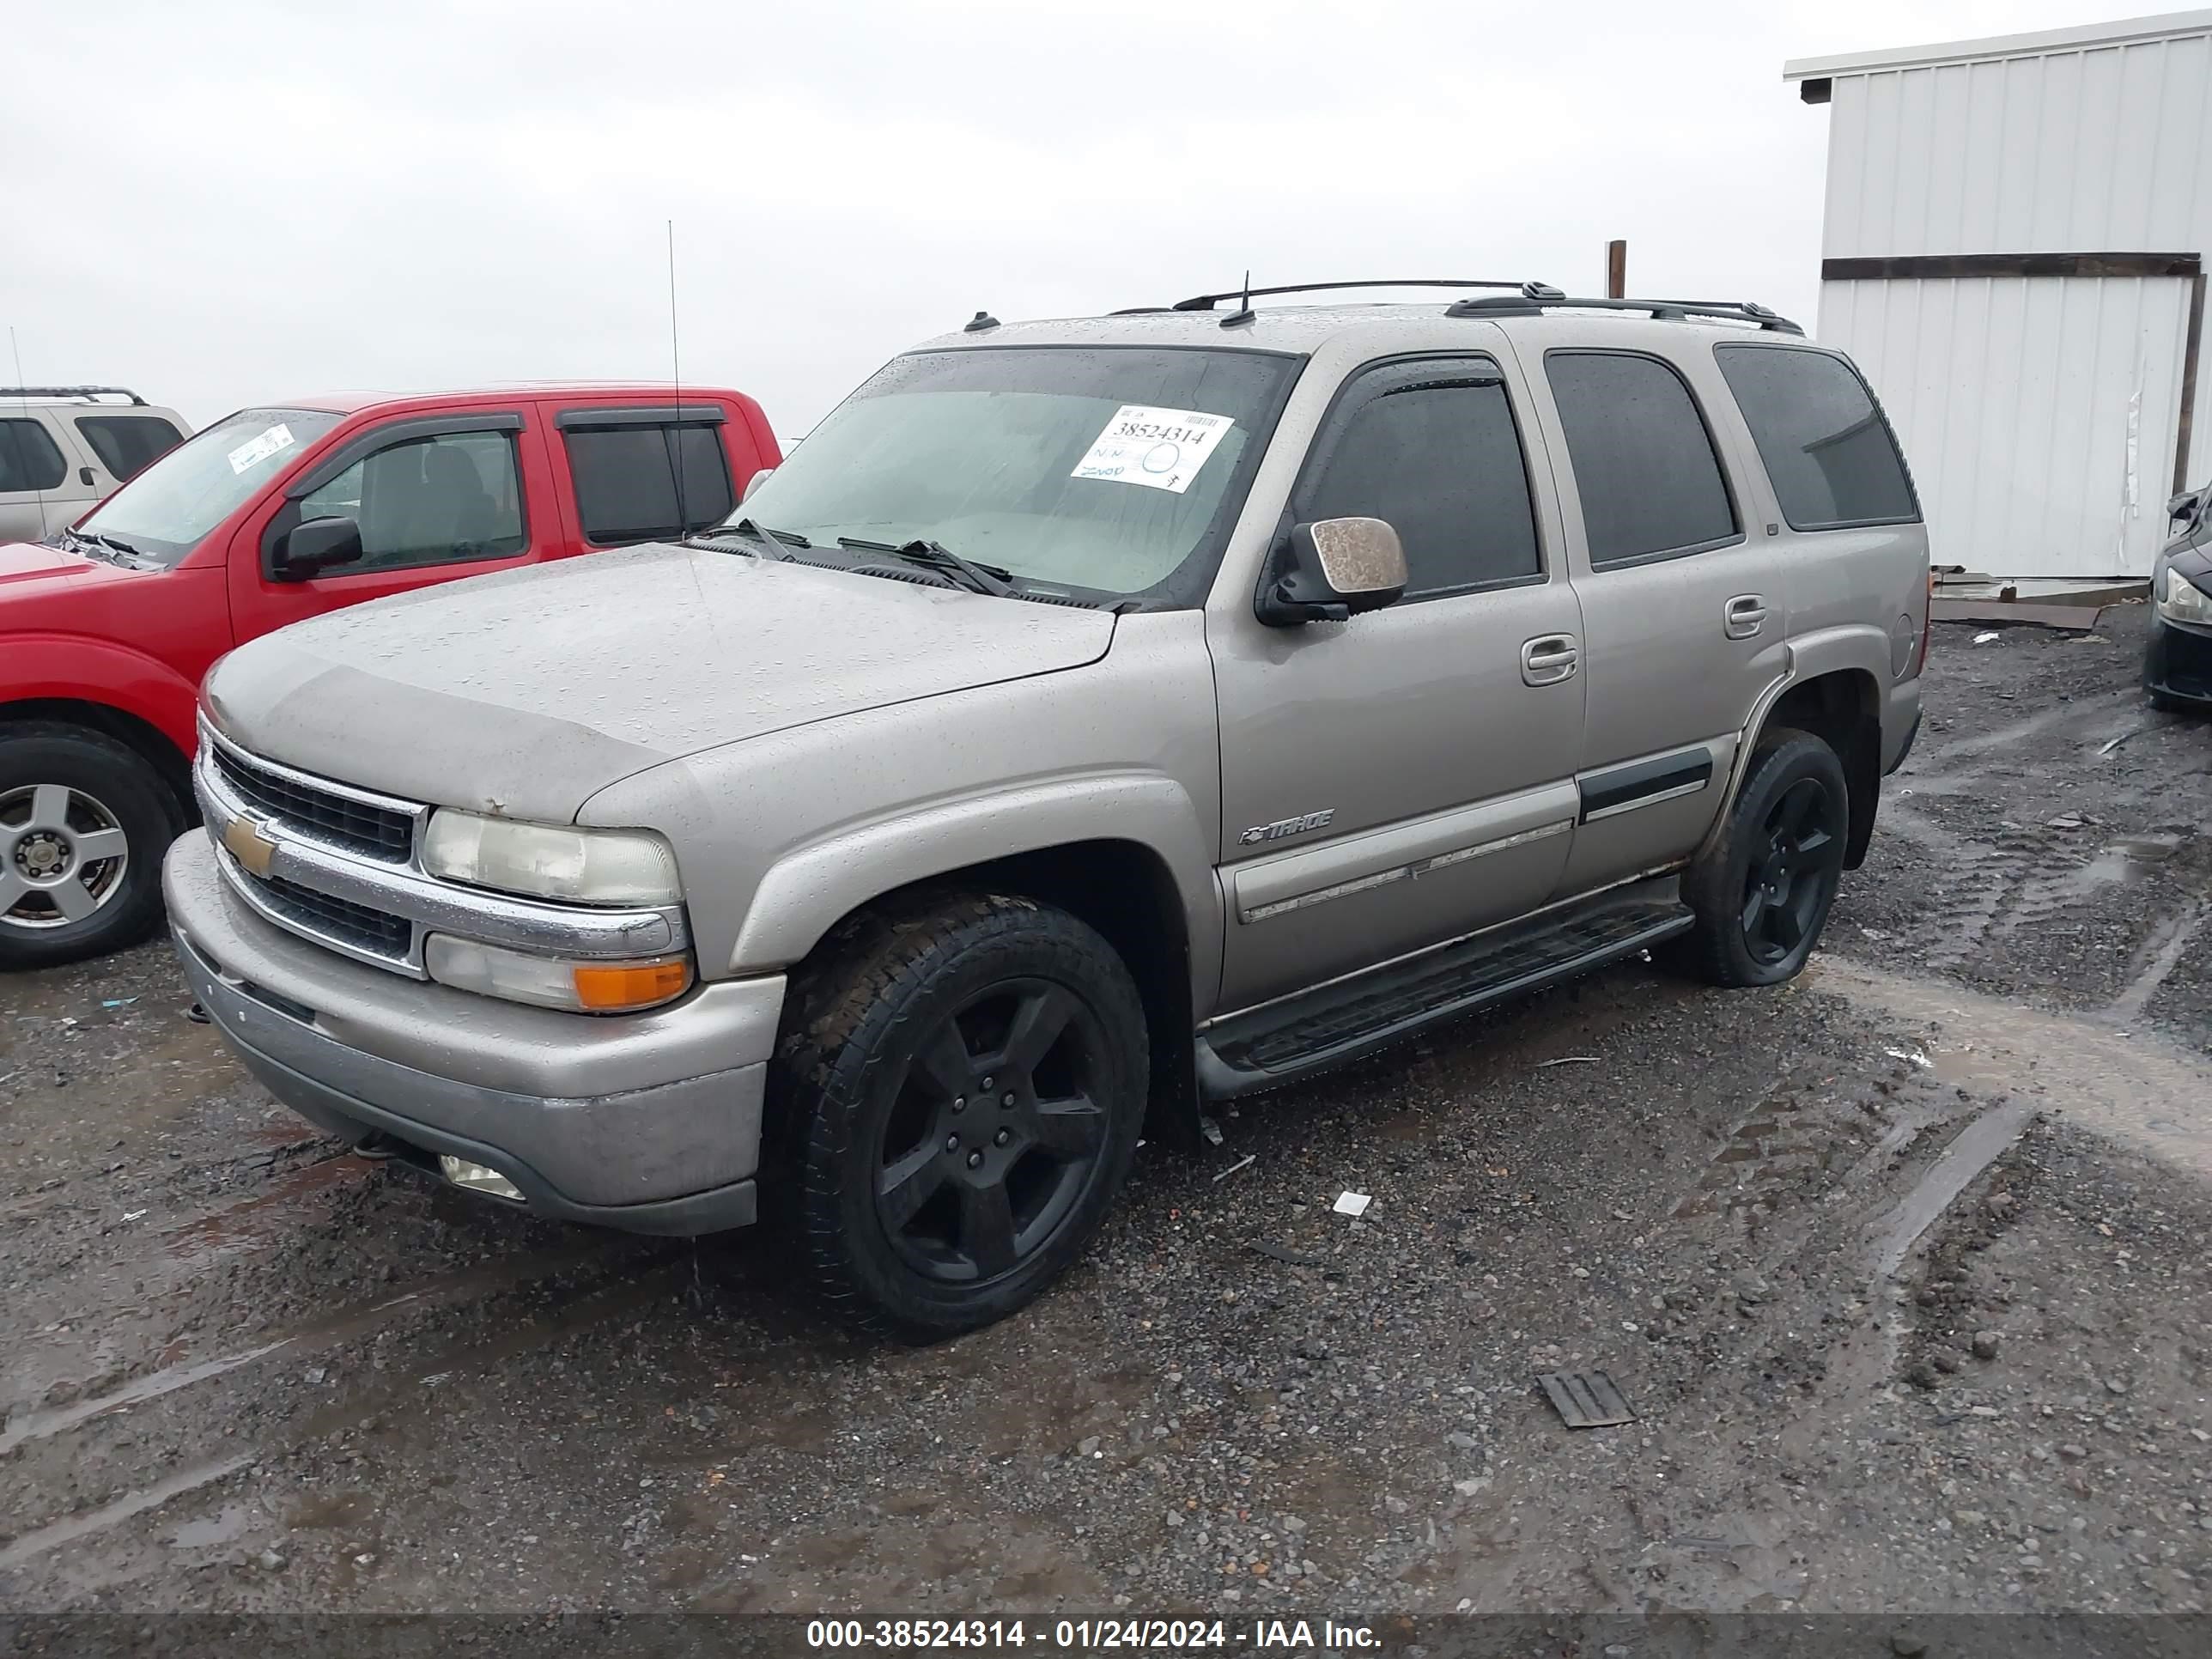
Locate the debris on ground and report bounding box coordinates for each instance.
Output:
[1197,1115,1224,1147]
[1331,1191,1372,1218]
[1211,1153,1255,1183]
[1249,1240,1325,1268]
[1536,1370,1637,1429]
[1537,1055,1600,1068]
[1973,631,2000,644]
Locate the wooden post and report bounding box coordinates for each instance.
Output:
[1606,240,1627,299]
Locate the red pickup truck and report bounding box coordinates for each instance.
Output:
[1,384,777,969]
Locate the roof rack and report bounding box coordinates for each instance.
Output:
[1167,278,1535,312]
[0,385,149,405]
[1443,294,1804,334]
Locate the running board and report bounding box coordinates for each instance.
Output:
[1195,879,1694,1099]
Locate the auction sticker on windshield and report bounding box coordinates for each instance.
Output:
[228,424,296,475]
[1070,404,1235,495]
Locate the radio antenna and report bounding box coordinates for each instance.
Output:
[666,218,690,535]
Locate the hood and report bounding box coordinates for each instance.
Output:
[204,543,1117,822]
[0,539,129,594]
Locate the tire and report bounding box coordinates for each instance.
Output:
[1672,727,1850,989]
[0,723,185,973]
[771,892,1149,1340]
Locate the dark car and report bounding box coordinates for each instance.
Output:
[2148,486,2212,712]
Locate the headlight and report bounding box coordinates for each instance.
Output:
[2158,565,2212,625]
[421,811,680,905]
[425,935,692,1012]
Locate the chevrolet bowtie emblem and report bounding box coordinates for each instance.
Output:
[221,814,278,879]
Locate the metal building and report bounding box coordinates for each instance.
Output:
[1785,9,2212,581]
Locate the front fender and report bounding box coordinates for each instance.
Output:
[0,633,204,757]
[732,773,1221,994]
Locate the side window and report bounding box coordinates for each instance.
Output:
[564,422,735,545]
[75,415,185,483]
[1299,367,1541,598]
[0,418,68,494]
[1545,351,1738,567]
[295,430,526,572]
[1715,346,1919,530]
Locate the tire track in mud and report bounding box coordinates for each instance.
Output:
[0,1245,692,1570]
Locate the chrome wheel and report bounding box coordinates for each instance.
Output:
[1,783,131,932]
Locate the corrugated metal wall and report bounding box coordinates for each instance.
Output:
[1811,25,2212,577]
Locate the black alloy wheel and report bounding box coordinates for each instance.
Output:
[873,978,1109,1285]
[775,893,1147,1340]
[1741,775,1842,967]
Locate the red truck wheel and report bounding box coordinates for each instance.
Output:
[0,723,184,972]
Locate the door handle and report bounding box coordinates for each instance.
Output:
[1724,594,1768,640]
[1520,633,1579,686]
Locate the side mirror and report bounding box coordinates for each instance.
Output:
[2169,488,2206,528]
[1255,517,1408,626]
[742,466,775,504]
[272,515,364,581]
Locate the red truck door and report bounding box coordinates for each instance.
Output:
[536,398,773,550]
[228,407,562,643]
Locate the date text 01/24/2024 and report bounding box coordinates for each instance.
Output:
[804,1618,1380,1650]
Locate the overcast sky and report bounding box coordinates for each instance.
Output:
[3,0,2168,437]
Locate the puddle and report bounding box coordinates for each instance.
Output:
[163,1155,373,1269]
[1809,958,2212,1179]
[169,1502,255,1550]
[0,1455,252,1572]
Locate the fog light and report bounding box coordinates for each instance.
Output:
[438,1155,522,1201]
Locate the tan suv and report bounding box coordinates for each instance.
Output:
[163,280,1929,1338]
[0,386,187,543]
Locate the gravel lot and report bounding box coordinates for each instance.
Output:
[3,606,2209,1623]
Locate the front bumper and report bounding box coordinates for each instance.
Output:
[2145,611,2212,707]
[165,830,781,1235]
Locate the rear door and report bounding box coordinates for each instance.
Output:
[1520,341,1789,897]
[1210,351,1585,1012]
[543,401,755,552]
[228,406,557,643]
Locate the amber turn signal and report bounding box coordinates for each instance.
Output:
[572,957,693,1012]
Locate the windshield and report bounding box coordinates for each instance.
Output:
[72,407,344,567]
[729,346,1297,604]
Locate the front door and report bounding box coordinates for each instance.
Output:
[229,413,551,643]
[1210,352,1586,1013]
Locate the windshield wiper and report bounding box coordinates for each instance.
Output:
[836,536,1014,597]
[73,529,149,563]
[686,519,811,558]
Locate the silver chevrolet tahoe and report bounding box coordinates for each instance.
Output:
[163,280,1929,1338]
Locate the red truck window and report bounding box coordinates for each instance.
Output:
[565,422,735,544]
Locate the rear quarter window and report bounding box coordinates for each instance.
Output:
[75,414,185,483]
[1715,345,1919,531]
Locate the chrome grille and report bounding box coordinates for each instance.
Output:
[254,874,414,961]
[208,743,414,863]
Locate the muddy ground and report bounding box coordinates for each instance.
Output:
[3,607,2209,1622]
